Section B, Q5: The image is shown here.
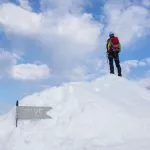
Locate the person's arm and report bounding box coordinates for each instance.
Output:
[106,39,111,53]
[119,43,121,52]
[106,39,109,52]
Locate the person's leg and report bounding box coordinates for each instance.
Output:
[108,53,114,74]
[114,52,122,76]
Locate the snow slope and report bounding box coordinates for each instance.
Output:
[1,75,150,150]
[139,78,150,90]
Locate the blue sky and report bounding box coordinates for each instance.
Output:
[0,0,150,104]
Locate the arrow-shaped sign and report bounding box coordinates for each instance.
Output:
[16,101,52,127]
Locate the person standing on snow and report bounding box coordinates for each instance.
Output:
[106,32,122,76]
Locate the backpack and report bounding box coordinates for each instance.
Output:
[110,37,120,51]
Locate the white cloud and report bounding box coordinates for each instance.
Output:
[1,1,150,51]
[18,0,32,11]
[0,49,51,81]
[0,3,100,57]
[0,50,19,78]
[103,1,150,46]
[145,58,150,64]
[11,64,51,80]
[121,58,150,76]
[40,0,85,13]
[40,13,101,54]
[0,3,41,35]
[0,49,19,63]
[142,0,150,6]
[0,2,100,81]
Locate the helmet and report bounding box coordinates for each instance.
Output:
[109,32,114,37]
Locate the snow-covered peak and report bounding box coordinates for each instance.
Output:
[1,75,150,150]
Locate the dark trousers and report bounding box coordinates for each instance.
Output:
[108,52,122,76]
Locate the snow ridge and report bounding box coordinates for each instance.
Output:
[1,75,150,150]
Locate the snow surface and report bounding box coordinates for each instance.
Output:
[139,78,150,90]
[1,75,150,150]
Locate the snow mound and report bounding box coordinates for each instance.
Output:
[1,75,150,150]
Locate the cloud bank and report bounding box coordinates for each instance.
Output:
[0,49,51,80]
[12,64,51,80]
[0,0,150,82]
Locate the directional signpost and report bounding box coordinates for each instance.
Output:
[16,101,52,127]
